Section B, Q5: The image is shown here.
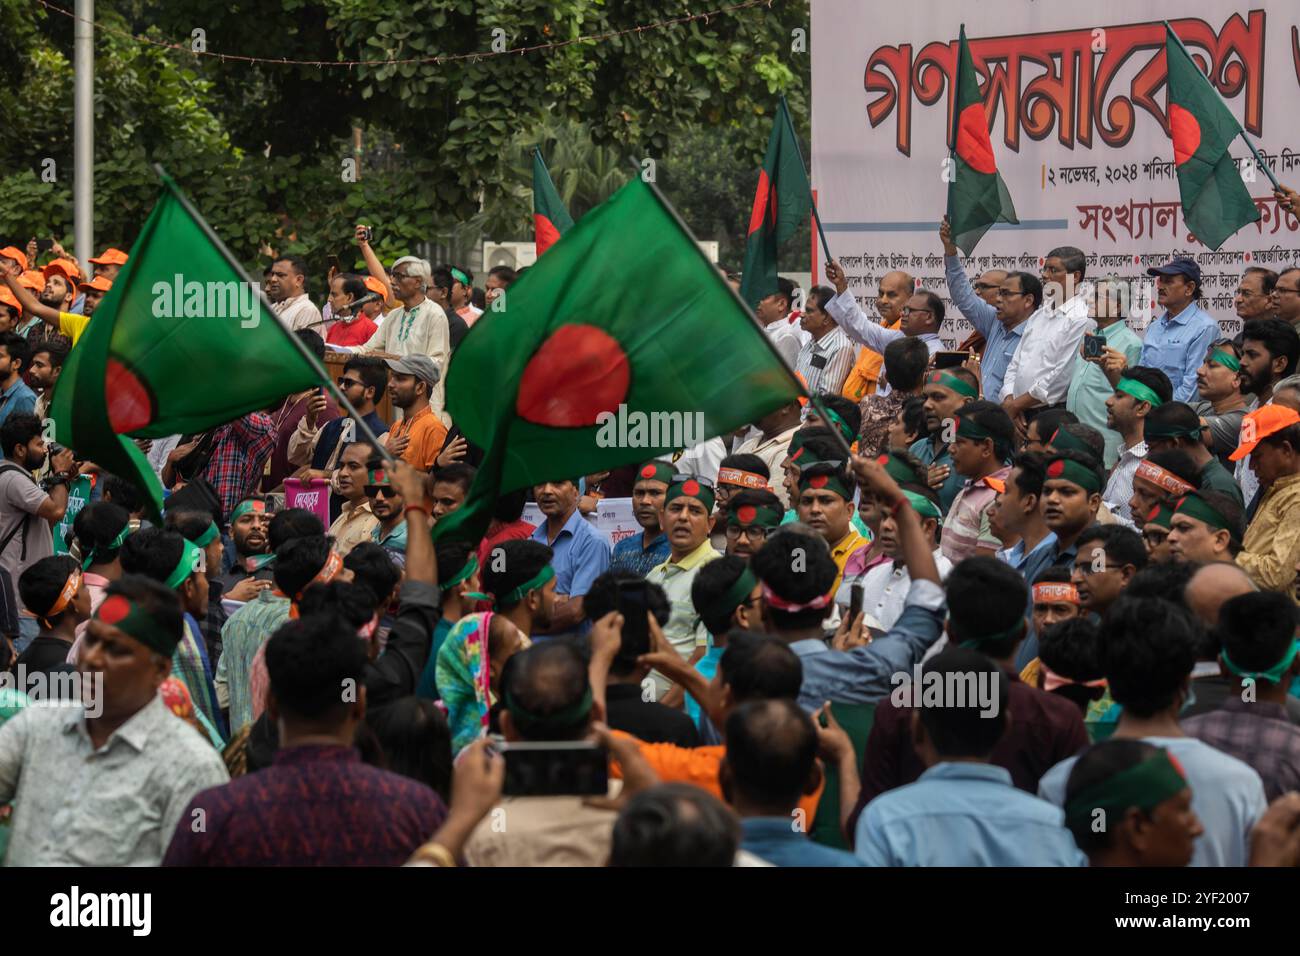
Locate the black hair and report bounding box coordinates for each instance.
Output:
[914,647,1009,759]
[1039,617,1106,713]
[812,393,862,442]
[957,399,1016,461]
[492,488,528,523]
[692,556,753,637]
[724,699,818,811]
[1145,448,1201,486]
[102,574,183,649]
[337,273,368,302]
[343,355,389,397]
[1191,489,1245,550]
[30,340,68,371]
[718,631,803,702]
[366,696,453,803]
[434,539,476,591]
[433,462,476,493]
[914,289,945,326]
[481,539,553,610]
[806,284,836,314]
[1243,266,1279,295]
[1120,366,1174,406]
[1045,245,1087,280]
[1124,560,1200,606]
[891,396,928,452]
[718,453,770,482]
[19,554,81,622]
[750,530,838,631]
[1010,451,1047,499]
[787,426,841,466]
[268,508,325,551]
[1056,423,1106,468]
[102,473,144,515]
[1145,402,1204,449]
[1028,407,1077,444]
[297,579,378,628]
[1241,317,1300,381]
[1075,524,1148,572]
[163,509,216,542]
[1100,596,1200,716]
[274,255,309,279]
[487,264,517,286]
[883,336,931,392]
[119,527,188,583]
[272,535,333,598]
[775,276,796,311]
[294,329,326,362]
[1007,271,1044,310]
[944,556,1028,658]
[265,615,367,722]
[0,412,41,458]
[1032,564,1074,587]
[0,331,29,372]
[583,571,671,676]
[503,641,591,741]
[1215,590,1298,683]
[72,500,130,568]
[1065,739,1166,852]
[338,542,398,608]
[608,783,740,867]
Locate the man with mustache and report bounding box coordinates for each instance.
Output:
[610,461,673,577]
[530,478,611,638]
[216,497,274,595]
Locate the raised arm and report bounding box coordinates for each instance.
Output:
[1,273,61,327]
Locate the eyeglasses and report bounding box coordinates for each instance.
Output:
[725,524,773,540]
[1143,529,1169,547]
[1275,285,1300,296]
[338,377,363,389]
[391,270,414,280]
[996,288,1029,298]
[972,282,999,292]
[901,307,933,317]
[365,485,399,499]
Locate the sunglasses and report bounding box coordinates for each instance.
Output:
[364,484,399,499]
[337,377,363,389]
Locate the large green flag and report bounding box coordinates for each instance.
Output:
[49,173,323,519]
[434,177,805,544]
[533,148,575,257]
[738,99,813,309]
[1164,24,1260,250]
[946,25,1019,255]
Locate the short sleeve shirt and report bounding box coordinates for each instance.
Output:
[58,311,90,346]
[0,465,51,594]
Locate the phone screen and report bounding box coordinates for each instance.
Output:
[849,583,863,623]
[500,742,609,796]
[933,351,970,369]
[616,579,651,656]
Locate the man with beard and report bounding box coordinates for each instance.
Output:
[27,341,66,424]
[217,497,274,590]
[1,263,78,351]
[1235,320,1300,508]
[724,489,784,560]
[0,333,35,428]
[366,463,409,567]
[530,478,611,638]
[327,442,380,556]
[909,367,979,513]
[384,355,445,471]
[610,460,673,577]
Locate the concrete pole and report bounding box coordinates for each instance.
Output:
[74,0,94,276]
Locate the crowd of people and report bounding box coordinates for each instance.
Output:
[3,184,1300,868]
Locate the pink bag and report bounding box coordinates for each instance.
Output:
[283,478,332,527]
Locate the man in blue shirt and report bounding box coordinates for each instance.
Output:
[610,460,672,576]
[908,367,980,513]
[0,333,36,428]
[530,478,611,638]
[939,217,1017,400]
[1136,258,1220,402]
[855,646,1086,866]
[727,699,863,866]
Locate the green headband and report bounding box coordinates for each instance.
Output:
[1173,493,1233,535]
[665,477,715,513]
[1115,377,1164,408]
[1222,640,1300,685]
[699,566,759,624]
[1144,419,1202,440]
[926,370,978,399]
[1048,427,1092,456]
[504,684,593,734]
[1064,750,1189,828]
[1209,349,1241,372]
[192,521,219,548]
[496,564,555,607]
[94,593,181,657]
[787,430,813,463]
[1145,503,1174,529]
[902,489,942,520]
[797,465,852,501]
[955,415,996,443]
[727,502,784,529]
[440,553,479,591]
[635,460,676,486]
[876,453,923,487]
[958,616,1025,650]
[818,406,856,446]
[1045,456,1102,493]
[163,538,205,590]
[82,523,130,571]
[450,267,470,286]
[229,499,268,523]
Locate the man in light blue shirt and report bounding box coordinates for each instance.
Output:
[1066,277,1145,467]
[1138,258,1221,403]
[939,218,1017,399]
[854,646,1086,866]
[530,479,611,639]
[0,334,36,428]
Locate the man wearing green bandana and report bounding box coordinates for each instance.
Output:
[610,460,673,577]
[796,461,868,595]
[1102,368,1174,524]
[1167,491,1243,564]
[1145,402,1245,507]
[724,489,784,560]
[217,496,273,589]
[1194,343,1250,467]
[908,367,978,513]
[1067,276,1144,468]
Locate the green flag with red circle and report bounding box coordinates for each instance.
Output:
[432,177,805,545]
[533,148,575,257]
[1163,24,1260,251]
[946,25,1019,256]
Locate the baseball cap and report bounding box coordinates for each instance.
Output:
[43,258,82,283]
[17,270,44,293]
[0,247,28,272]
[1229,405,1300,461]
[77,275,112,294]
[88,248,128,266]
[385,354,440,388]
[0,287,20,313]
[1145,256,1201,284]
[362,276,387,298]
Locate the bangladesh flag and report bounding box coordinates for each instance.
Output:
[533,148,574,256]
[738,99,812,310]
[946,25,1019,255]
[49,172,323,519]
[434,177,805,545]
[1164,23,1260,250]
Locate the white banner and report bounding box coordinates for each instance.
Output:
[811,1,1299,346]
[522,497,641,547]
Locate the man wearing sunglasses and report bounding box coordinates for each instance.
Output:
[365,464,411,567]
[288,356,390,484]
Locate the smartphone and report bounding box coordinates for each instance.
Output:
[1083,333,1106,358]
[849,583,863,623]
[616,579,651,657]
[500,741,609,796]
[359,225,374,244]
[933,350,970,369]
[35,239,54,254]
[327,254,342,274]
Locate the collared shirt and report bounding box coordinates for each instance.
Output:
[0,695,229,865]
[202,413,277,518]
[1000,291,1094,404]
[646,539,721,656]
[908,436,966,514]
[855,762,1086,866]
[941,467,1010,563]
[353,298,453,426]
[795,325,856,397]
[944,254,1024,400]
[763,319,802,369]
[997,531,1059,582]
[373,519,409,565]
[855,549,954,631]
[741,817,863,867]
[610,530,672,578]
[734,424,801,509]
[1065,320,1144,467]
[388,403,447,471]
[829,528,869,596]
[162,744,445,866]
[1103,440,1147,525]
[272,293,324,333]
[329,498,379,556]
[1038,735,1267,867]
[1139,300,1221,402]
[531,508,613,639]
[0,376,36,428]
[1184,696,1300,801]
[215,588,291,734]
[1238,472,1300,599]
[825,290,943,397]
[0,461,51,591]
[790,578,947,713]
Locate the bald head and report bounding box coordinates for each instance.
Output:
[723,698,818,814]
[878,271,916,325]
[1186,562,1257,627]
[976,269,1009,307]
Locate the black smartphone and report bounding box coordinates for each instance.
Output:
[500,741,609,796]
[933,350,970,369]
[359,225,374,244]
[849,583,864,623]
[616,579,651,657]
[1083,333,1106,358]
[35,239,54,254]
[327,254,342,274]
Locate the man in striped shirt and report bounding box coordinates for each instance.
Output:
[795,286,856,396]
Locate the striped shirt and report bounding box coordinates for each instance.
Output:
[795,325,856,396]
[940,467,1010,564]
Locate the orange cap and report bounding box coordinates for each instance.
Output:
[43,258,82,283]
[0,247,28,272]
[77,275,112,293]
[362,276,387,298]
[17,270,45,293]
[982,476,1006,493]
[0,287,20,312]
[88,247,128,266]
[1229,405,1300,461]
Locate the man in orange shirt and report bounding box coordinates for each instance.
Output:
[840,270,915,401]
[384,354,447,470]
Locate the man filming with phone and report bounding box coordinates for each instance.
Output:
[1066,277,1144,469]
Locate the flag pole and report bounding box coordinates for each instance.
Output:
[780,95,833,266]
[1162,21,1280,190]
[152,165,397,467]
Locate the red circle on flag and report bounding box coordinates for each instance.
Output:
[1169,103,1202,167]
[747,170,774,236]
[1147,505,1160,521]
[516,324,631,428]
[105,358,155,434]
[99,594,131,625]
[809,474,829,489]
[681,479,701,497]
[640,464,656,479]
[876,454,889,466]
[955,103,997,174]
[737,504,757,524]
[1047,460,1065,478]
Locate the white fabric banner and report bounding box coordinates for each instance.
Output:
[522,498,639,547]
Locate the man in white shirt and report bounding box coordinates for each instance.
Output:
[852,486,952,630]
[1001,250,1095,432]
[733,400,804,509]
[795,286,856,396]
[755,277,802,368]
[266,256,324,333]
